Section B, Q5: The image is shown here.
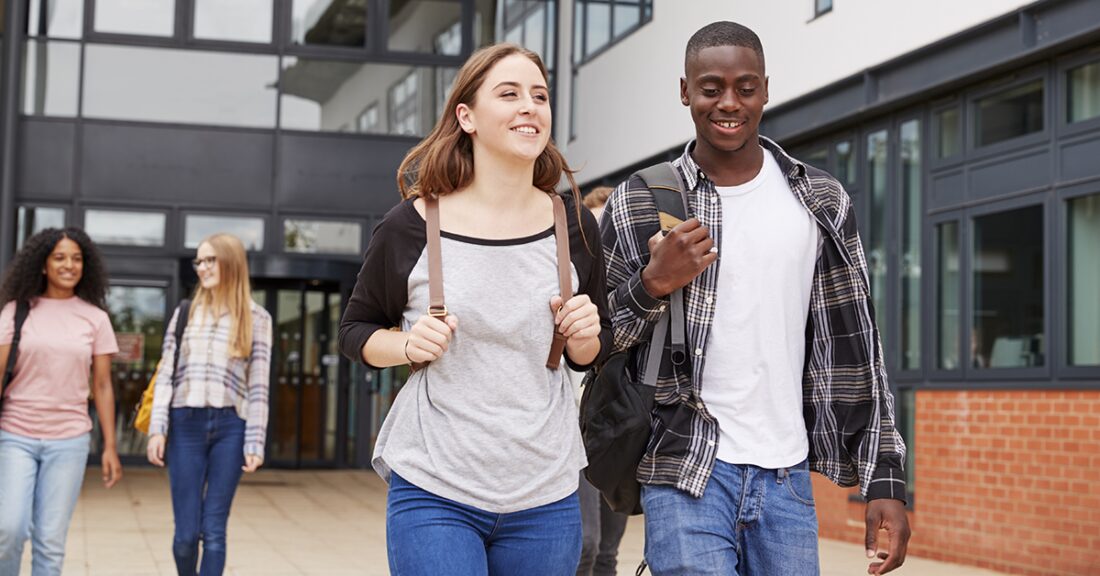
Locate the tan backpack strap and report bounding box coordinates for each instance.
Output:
[546,194,572,369]
[424,196,447,319]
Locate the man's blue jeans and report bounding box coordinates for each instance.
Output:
[386,472,582,576]
[166,408,246,576]
[0,430,89,576]
[642,458,820,576]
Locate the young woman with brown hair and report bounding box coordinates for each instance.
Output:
[146,233,272,576]
[339,43,612,575]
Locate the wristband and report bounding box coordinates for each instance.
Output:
[404,336,413,364]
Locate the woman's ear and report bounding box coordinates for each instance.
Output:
[456,103,475,134]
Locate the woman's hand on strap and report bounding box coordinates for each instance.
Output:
[405,313,459,364]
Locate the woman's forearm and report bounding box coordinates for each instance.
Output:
[363,329,411,368]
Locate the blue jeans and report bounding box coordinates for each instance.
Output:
[166,408,246,576]
[0,430,90,576]
[386,472,582,576]
[642,458,819,576]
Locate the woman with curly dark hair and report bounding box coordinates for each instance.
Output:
[0,227,121,576]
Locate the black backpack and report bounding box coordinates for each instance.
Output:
[579,162,689,516]
[1,300,31,416]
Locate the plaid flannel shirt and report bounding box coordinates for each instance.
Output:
[601,137,907,501]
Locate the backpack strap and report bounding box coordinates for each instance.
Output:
[1,300,31,406]
[546,194,572,369]
[633,162,691,368]
[172,299,191,383]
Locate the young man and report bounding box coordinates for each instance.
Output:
[600,22,910,575]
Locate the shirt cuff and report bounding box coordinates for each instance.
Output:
[625,268,669,321]
[865,465,908,504]
[244,442,265,457]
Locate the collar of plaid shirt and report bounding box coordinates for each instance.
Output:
[607,137,907,503]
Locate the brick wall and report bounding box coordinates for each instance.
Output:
[814,390,1100,576]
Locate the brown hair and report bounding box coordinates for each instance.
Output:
[396,44,585,240]
[583,186,612,210]
[191,233,254,358]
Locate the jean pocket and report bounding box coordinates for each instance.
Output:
[784,468,816,507]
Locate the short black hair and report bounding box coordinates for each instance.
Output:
[0,227,110,310]
[685,21,765,74]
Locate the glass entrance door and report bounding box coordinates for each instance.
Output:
[254,281,343,468]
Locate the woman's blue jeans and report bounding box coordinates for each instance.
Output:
[386,472,582,576]
[0,431,89,576]
[166,408,246,576]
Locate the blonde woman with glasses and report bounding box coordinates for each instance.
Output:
[145,233,272,576]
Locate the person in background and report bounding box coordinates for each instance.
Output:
[573,185,630,576]
[339,43,612,576]
[146,233,272,576]
[0,227,122,576]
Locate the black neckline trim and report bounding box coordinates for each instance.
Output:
[404,199,558,246]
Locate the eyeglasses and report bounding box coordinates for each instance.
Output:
[192,256,217,270]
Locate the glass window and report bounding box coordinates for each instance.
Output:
[583,1,610,58]
[975,80,1043,148]
[900,119,921,371]
[572,0,584,62]
[866,129,889,337]
[83,45,278,128]
[803,146,828,171]
[194,0,273,44]
[292,0,366,47]
[388,70,420,135]
[834,140,855,186]
[388,0,461,53]
[16,206,66,250]
[1068,193,1100,366]
[280,58,455,136]
[22,40,80,117]
[1068,61,1100,124]
[613,0,642,37]
[184,214,265,250]
[284,219,362,254]
[815,0,833,16]
[27,0,83,39]
[972,206,1044,368]
[94,0,175,37]
[103,285,166,457]
[85,210,166,247]
[357,102,381,133]
[937,221,960,370]
[935,107,960,158]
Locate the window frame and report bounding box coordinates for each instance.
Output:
[928,212,965,381]
[812,0,833,20]
[962,195,1051,382]
[81,205,171,250]
[1057,49,1100,136]
[930,99,964,168]
[188,0,278,50]
[967,67,1050,159]
[1057,185,1100,379]
[896,113,926,379]
[572,0,652,67]
[280,214,366,257]
[15,203,70,249]
[180,210,268,251]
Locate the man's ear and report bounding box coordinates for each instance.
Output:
[680,77,689,106]
[763,76,770,106]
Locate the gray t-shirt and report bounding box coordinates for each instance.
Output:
[339,196,612,513]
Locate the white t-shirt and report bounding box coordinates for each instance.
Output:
[699,149,821,468]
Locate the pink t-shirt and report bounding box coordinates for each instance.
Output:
[0,297,118,439]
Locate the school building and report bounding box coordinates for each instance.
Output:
[0,1,1098,575]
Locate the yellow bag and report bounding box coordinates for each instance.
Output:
[133,359,161,434]
[134,299,190,435]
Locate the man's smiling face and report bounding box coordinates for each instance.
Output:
[681,45,769,156]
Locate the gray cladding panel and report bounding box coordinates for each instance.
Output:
[277,134,411,215]
[1060,134,1100,183]
[931,169,965,209]
[81,123,274,207]
[1034,1,1100,48]
[18,120,76,200]
[876,20,1018,102]
[967,150,1051,201]
[762,78,865,143]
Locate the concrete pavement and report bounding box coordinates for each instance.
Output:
[21,469,1007,575]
